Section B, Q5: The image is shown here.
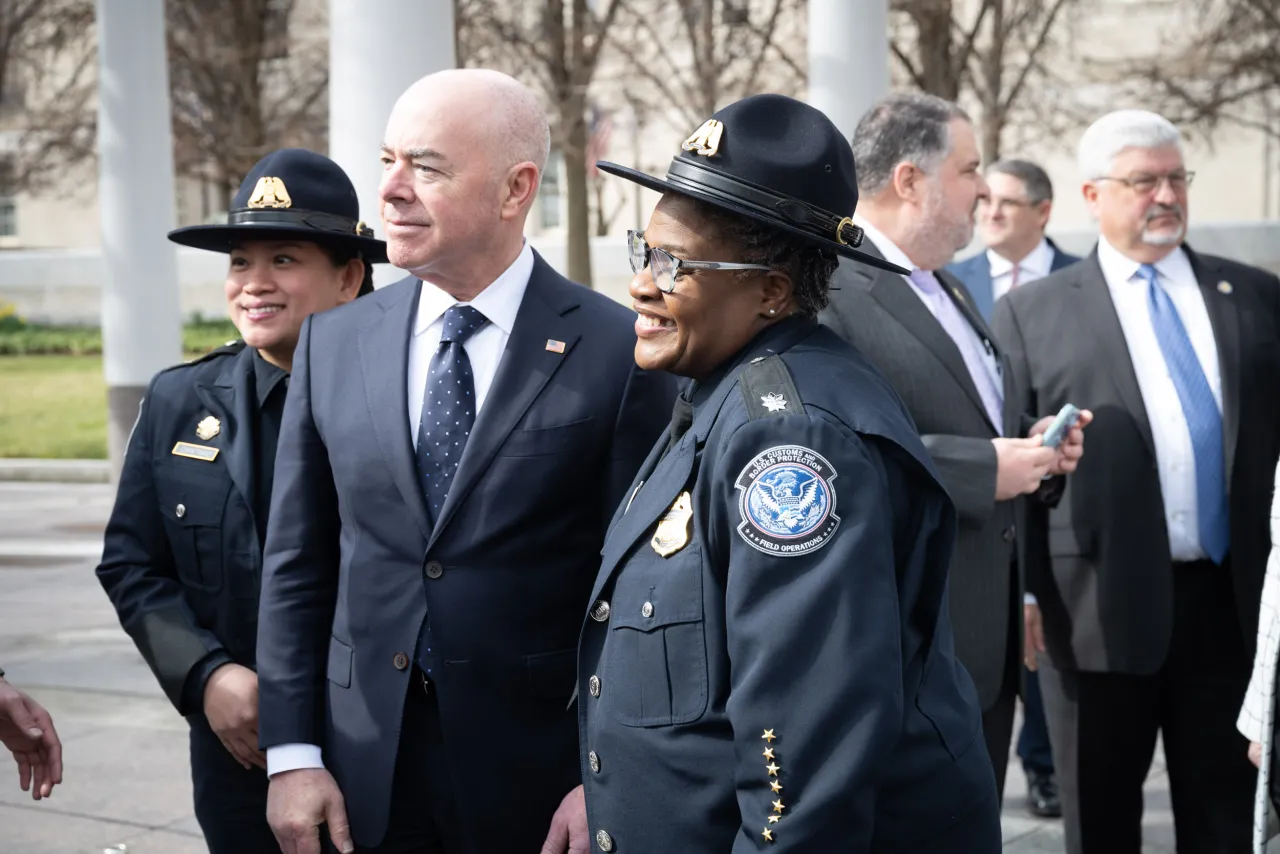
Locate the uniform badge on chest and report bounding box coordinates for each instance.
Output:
[651,491,693,557]
[195,415,221,441]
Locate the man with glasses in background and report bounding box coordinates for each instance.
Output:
[994,109,1280,853]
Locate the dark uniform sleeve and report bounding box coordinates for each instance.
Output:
[710,414,907,852]
[95,380,228,715]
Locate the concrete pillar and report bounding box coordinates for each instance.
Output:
[329,0,456,287]
[95,0,182,479]
[807,0,890,142]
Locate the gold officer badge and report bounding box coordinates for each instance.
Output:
[195,415,221,441]
[651,491,694,557]
[682,119,724,157]
[247,176,293,209]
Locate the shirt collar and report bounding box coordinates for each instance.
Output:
[414,241,535,337]
[987,238,1053,278]
[852,214,916,274]
[1096,234,1193,289]
[252,349,289,407]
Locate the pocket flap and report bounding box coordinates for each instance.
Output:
[155,470,231,527]
[327,636,353,688]
[499,417,595,458]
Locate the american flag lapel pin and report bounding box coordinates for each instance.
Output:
[545,339,566,353]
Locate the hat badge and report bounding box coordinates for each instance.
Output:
[247,176,293,209]
[682,119,724,157]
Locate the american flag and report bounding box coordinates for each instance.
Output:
[585,106,614,178]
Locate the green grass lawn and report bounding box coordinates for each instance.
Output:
[0,355,109,459]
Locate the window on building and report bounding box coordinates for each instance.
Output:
[0,159,17,238]
[540,151,563,230]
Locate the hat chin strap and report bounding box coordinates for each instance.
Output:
[664,159,864,248]
[227,208,374,238]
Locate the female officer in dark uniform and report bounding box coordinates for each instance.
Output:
[95,148,384,854]
[569,95,1002,853]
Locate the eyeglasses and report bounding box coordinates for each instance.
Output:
[627,230,772,294]
[1095,171,1195,195]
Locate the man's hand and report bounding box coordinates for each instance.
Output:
[0,678,63,800]
[1249,741,1263,769]
[993,436,1056,500]
[203,663,265,771]
[540,784,589,854]
[1024,602,1046,671]
[268,768,353,854]
[1029,409,1094,476]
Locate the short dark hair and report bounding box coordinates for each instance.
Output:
[689,198,838,318]
[321,243,374,296]
[851,92,970,196]
[987,158,1054,205]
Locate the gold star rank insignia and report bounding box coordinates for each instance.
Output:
[762,729,777,743]
[766,762,780,776]
[768,815,781,824]
[763,747,775,760]
[761,827,774,842]
[770,780,783,793]
[773,799,786,814]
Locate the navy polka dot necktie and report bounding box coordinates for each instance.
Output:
[415,304,489,525]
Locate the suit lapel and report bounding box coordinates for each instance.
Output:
[426,256,582,550]
[1186,247,1241,486]
[358,277,433,540]
[1075,255,1156,455]
[194,346,257,528]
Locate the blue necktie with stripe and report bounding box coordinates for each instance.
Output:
[1139,263,1229,563]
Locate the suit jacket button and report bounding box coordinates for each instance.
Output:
[393,652,409,670]
[590,600,611,622]
[176,503,186,518]
[589,675,601,698]
[588,750,601,773]
[596,829,614,852]
[1002,526,1015,543]
[425,560,444,579]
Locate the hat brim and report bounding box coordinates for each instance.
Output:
[596,161,909,276]
[167,223,389,264]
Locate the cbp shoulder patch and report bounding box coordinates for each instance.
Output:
[735,445,840,557]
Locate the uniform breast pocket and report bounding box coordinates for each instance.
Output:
[603,544,709,727]
[155,466,232,594]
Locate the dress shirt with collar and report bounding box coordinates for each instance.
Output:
[408,240,535,445]
[988,237,1054,303]
[853,214,1004,418]
[1097,235,1222,562]
[265,241,536,780]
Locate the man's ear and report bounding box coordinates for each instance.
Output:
[500,162,540,221]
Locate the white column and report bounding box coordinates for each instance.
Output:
[807,0,890,142]
[95,0,182,478]
[329,0,456,287]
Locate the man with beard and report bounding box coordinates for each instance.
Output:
[993,109,1280,853]
[819,92,1089,799]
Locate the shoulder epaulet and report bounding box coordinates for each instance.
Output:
[156,338,246,377]
[739,353,802,420]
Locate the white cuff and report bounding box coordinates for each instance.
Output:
[1024,593,1038,606]
[266,743,325,778]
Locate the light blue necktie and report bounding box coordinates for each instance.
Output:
[1139,263,1229,564]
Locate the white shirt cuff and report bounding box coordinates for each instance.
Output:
[266,743,325,778]
[1024,593,1038,606]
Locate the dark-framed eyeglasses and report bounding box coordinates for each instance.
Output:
[1095,171,1195,195]
[627,229,773,294]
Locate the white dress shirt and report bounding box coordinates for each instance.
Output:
[1097,235,1222,562]
[854,215,1004,431]
[265,242,536,779]
[988,237,1055,302]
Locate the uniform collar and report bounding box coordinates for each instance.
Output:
[688,314,817,424]
[252,349,289,407]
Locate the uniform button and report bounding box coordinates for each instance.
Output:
[425,560,444,579]
[589,750,601,773]
[596,829,614,852]
[175,503,186,518]
[590,600,611,622]
[589,675,601,698]
[641,601,654,618]
[1002,526,1015,543]
[393,652,409,670]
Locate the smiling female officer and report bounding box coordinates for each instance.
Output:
[95,148,384,854]
[570,95,1001,853]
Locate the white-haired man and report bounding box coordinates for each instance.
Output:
[994,109,1280,852]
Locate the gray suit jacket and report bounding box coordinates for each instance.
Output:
[820,245,1023,710]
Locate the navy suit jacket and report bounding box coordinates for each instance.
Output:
[255,252,677,850]
[946,238,1079,322]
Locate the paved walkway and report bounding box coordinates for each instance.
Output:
[0,481,1267,852]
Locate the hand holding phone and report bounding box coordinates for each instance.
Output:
[1040,403,1082,450]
